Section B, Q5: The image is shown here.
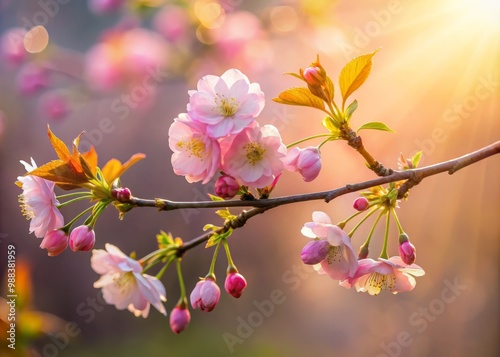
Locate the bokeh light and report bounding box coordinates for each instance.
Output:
[23,26,49,54]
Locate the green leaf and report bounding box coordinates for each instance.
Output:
[203,224,220,231]
[345,100,358,120]
[322,116,340,133]
[215,208,236,220]
[339,49,379,108]
[156,231,174,249]
[411,151,423,168]
[273,87,325,110]
[357,122,395,133]
[205,229,233,248]
[208,194,225,202]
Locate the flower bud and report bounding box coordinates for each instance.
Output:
[111,187,132,202]
[190,277,220,312]
[69,225,95,252]
[353,197,369,211]
[40,229,68,256]
[302,56,327,87]
[169,305,191,334]
[398,240,416,265]
[224,272,247,298]
[214,175,239,199]
[284,146,322,182]
[301,240,330,265]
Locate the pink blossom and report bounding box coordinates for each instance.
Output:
[301,211,357,280]
[224,272,247,298]
[170,305,191,334]
[190,278,220,312]
[91,243,167,318]
[340,256,425,295]
[221,124,286,188]
[1,28,27,66]
[40,229,68,256]
[89,0,125,14]
[39,92,69,121]
[16,63,50,95]
[214,175,239,199]
[187,69,264,138]
[284,146,322,182]
[17,158,64,238]
[168,113,221,184]
[85,28,169,92]
[153,6,190,43]
[353,197,369,211]
[399,241,417,265]
[69,225,96,252]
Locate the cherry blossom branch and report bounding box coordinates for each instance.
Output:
[173,140,499,254]
[130,140,500,213]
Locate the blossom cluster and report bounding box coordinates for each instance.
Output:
[300,211,424,295]
[169,68,323,195]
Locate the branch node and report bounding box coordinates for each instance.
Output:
[154,198,167,211]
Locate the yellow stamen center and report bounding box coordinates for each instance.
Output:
[18,194,33,220]
[113,272,135,294]
[214,94,238,116]
[177,138,206,159]
[365,272,396,295]
[245,142,265,165]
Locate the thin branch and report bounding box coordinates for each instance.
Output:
[129,140,500,210]
[135,140,500,253]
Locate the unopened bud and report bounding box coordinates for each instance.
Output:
[40,229,68,256]
[398,236,416,265]
[224,272,247,298]
[301,240,330,265]
[111,187,132,202]
[69,225,95,252]
[353,197,369,211]
[214,175,239,199]
[169,305,191,334]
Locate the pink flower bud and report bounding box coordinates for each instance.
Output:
[302,57,327,86]
[16,63,49,95]
[169,305,191,334]
[111,187,132,202]
[190,277,220,312]
[224,272,247,298]
[353,197,369,211]
[301,240,330,265]
[284,146,321,182]
[215,175,239,199]
[399,240,416,265]
[69,225,95,252]
[40,229,68,256]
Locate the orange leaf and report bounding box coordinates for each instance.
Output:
[28,160,88,188]
[102,153,146,184]
[47,126,72,162]
[81,146,98,176]
[273,87,325,110]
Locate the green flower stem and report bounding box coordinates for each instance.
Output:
[61,205,95,232]
[318,136,339,150]
[286,133,335,149]
[379,210,391,259]
[155,257,174,280]
[207,241,222,280]
[176,259,187,305]
[56,195,93,209]
[361,208,385,251]
[391,208,404,234]
[347,206,380,238]
[223,239,237,271]
[338,203,378,228]
[56,191,93,199]
[86,200,111,228]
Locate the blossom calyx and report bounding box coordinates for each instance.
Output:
[69,225,95,252]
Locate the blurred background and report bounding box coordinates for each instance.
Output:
[0,0,499,356]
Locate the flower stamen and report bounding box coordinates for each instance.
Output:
[244,142,265,165]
